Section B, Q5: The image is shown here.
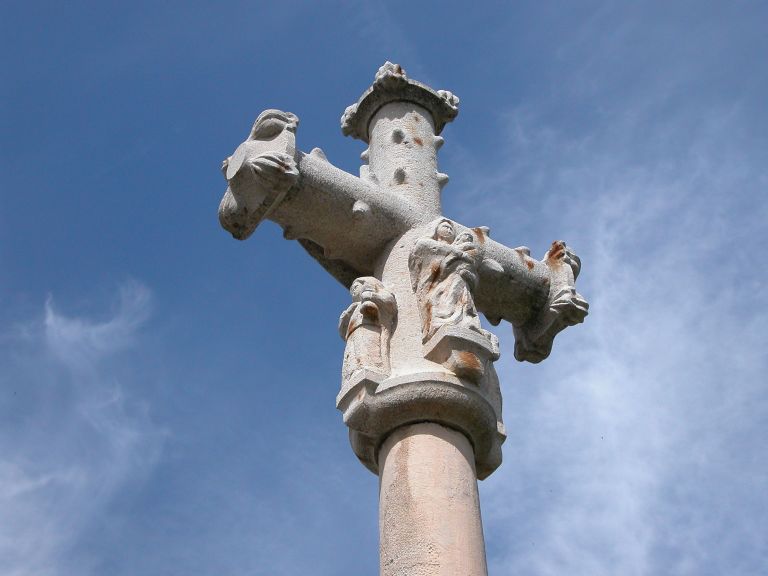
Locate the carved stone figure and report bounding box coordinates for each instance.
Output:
[408,218,486,343]
[512,241,589,362]
[338,277,397,382]
[218,110,299,240]
[408,219,501,383]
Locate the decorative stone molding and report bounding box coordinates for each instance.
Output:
[341,62,460,143]
[423,325,499,383]
[337,370,505,480]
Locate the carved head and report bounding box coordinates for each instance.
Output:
[434,219,456,244]
[454,231,475,245]
[248,110,299,141]
[350,276,384,302]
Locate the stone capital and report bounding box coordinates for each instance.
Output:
[341,62,460,143]
[337,371,505,480]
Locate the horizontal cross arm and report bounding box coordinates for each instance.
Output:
[218,113,420,284]
[463,228,589,363]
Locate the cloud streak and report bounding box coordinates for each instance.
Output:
[0,281,164,576]
[474,78,768,576]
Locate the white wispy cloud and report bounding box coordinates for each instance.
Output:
[437,11,768,572]
[43,282,152,370]
[0,281,165,576]
[472,90,767,576]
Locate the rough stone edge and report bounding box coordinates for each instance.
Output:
[341,62,459,143]
[423,325,500,362]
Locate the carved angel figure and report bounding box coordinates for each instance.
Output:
[409,219,486,343]
[339,277,397,382]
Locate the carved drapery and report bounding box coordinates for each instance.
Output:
[338,277,397,383]
[408,219,485,341]
[409,219,500,382]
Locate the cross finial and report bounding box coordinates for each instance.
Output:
[340,62,459,218]
[341,62,459,142]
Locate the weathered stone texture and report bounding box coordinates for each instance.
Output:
[219,62,589,576]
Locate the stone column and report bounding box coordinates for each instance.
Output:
[336,63,505,576]
[366,101,445,218]
[379,423,488,576]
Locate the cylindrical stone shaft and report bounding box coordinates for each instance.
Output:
[378,423,488,576]
[368,102,444,219]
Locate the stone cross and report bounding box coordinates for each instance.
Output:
[218,62,588,576]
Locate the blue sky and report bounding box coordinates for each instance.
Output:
[2,1,767,575]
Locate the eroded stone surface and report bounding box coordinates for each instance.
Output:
[218,110,299,240]
[408,219,501,383]
[409,219,484,341]
[339,277,397,384]
[512,240,589,362]
[341,61,459,143]
[218,61,589,576]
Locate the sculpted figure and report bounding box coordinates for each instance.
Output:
[409,219,487,343]
[513,241,589,362]
[218,110,300,240]
[339,277,397,382]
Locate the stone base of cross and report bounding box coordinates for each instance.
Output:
[219,62,588,576]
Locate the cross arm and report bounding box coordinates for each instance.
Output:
[456,225,589,363]
[217,109,588,364]
[218,110,419,284]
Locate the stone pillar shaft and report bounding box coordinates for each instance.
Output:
[368,102,444,219]
[379,423,488,576]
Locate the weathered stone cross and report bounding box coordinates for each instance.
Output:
[219,62,588,576]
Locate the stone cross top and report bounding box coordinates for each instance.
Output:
[219,62,588,576]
